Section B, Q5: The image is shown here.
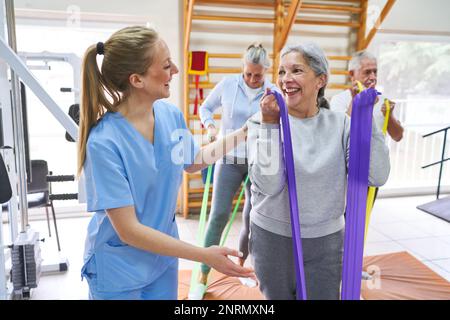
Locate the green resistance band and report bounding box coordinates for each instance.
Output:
[188,165,213,296]
[220,174,250,246]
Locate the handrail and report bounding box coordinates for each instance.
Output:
[423,125,450,138]
[421,158,450,170]
[421,126,449,199]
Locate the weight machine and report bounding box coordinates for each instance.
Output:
[0,0,80,299]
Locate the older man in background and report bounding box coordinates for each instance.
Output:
[330,50,404,141]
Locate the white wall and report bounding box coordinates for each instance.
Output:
[16,0,175,17]
[13,0,183,107]
[370,0,450,35]
[12,0,450,107]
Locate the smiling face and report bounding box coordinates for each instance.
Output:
[351,58,377,89]
[131,39,179,100]
[243,62,266,89]
[277,51,326,112]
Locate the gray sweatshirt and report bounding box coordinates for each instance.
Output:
[247,108,390,238]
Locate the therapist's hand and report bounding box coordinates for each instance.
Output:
[202,246,255,279]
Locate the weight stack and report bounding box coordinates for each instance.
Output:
[11,230,42,295]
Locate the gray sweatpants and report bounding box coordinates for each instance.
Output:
[201,157,252,275]
[249,222,344,300]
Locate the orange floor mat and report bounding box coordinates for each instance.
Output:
[362,251,450,300]
[178,251,450,300]
[178,269,264,300]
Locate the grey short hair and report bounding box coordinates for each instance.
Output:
[243,43,271,69]
[348,50,377,71]
[280,42,330,109]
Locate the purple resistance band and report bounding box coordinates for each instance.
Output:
[269,90,307,300]
[341,88,378,300]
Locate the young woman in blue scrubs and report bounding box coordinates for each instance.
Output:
[78,26,253,300]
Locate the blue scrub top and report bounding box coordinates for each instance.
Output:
[81,100,199,293]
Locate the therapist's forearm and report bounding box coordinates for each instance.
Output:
[108,206,254,279]
[122,220,208,263]
[185,126,247,173]
[108,207,209,263]
[133,225,207,262]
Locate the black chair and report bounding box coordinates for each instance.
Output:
[0,152,12,204]
[27,159,61,251]
[1,158,77,251]
[65,103,79,143]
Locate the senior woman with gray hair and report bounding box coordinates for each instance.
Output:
[247,42,390,299]
[196,44,278,296]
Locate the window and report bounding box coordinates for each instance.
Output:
[375,36,450,192]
